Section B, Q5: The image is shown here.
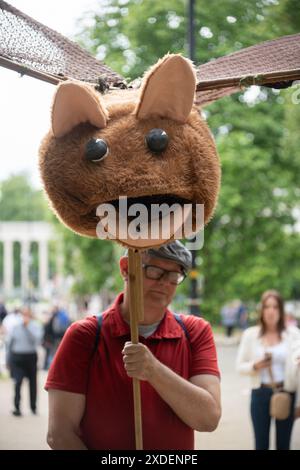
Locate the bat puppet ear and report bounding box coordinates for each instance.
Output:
[51,81,108,138]
[135,54,196,123]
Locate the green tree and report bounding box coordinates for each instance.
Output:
[0,173,122,300]
[72,0,300,318]
[0,173,47,221]
[201,92,300,320]
[54,220,123,298]
[76,0,287,79]
[0,174,48,285]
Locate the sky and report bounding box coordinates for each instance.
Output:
[0,0,262,190]
[0,0,98,188]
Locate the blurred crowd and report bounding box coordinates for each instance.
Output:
[0,293,299,450]
[220,299,299,338]
[0,300,71,416]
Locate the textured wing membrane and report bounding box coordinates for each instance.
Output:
[196,33,300,105]
[0,0,125,87]
[1,1,299,105]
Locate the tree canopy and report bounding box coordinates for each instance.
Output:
[1,1,300,319]
[75,0,300,318]
[0,173,47,221]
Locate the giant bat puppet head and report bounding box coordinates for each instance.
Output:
[39,54,221,248]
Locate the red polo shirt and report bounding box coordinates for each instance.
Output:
[45,293,220,450]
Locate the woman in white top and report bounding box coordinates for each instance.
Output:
[236,290,300,450]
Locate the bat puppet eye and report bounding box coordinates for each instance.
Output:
[85,138,109,162]
[145,128,169,153]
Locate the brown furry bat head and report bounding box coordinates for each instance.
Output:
[39,54,221,248]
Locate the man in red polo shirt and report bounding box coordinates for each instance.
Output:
[45,241,221,450]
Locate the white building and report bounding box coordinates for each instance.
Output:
[0,221,56,299]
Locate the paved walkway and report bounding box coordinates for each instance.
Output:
[0,342,299,450]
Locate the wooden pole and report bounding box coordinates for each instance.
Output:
[128,248,144,450]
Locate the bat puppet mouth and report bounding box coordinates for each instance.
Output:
[96,194,198,248]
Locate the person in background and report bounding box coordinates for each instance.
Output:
[236,290,300,450]
[2,308,22,336]
[296,362,300,420]
[1,308,22,376]
[285,310,298,329]
[220,300,239,337]
[0,297,8,325]
[7,307,43,416]
[0,299,8,375]
[42,306,71,370]
[237,302,248,330]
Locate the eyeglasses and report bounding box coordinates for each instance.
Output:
[142,264,186,285]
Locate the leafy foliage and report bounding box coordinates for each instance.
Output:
[75,0,300,318]
[0,173,47,221]
[2,1,300,317]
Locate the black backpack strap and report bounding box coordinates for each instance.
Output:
[174,313,191,342]
[92,314,103,355]
[92,313,189,353]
